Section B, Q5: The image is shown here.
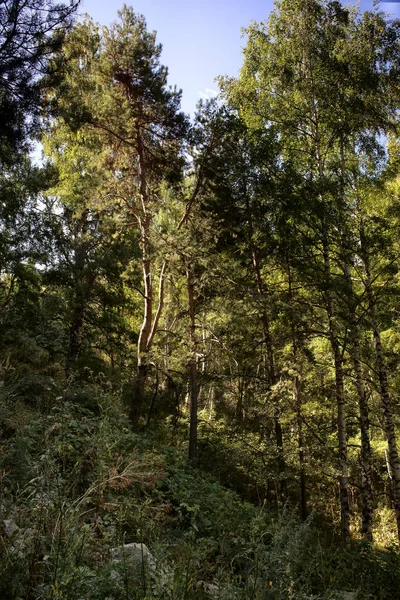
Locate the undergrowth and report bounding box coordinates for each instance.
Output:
[0,378,399,599]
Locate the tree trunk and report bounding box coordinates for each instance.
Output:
[129,120,167,429]
[344,262,373,540]
[186,260,198,461]
[65,213,89,378]
[245,190,286,500]
[130,218,152,429]
[256,267,287,501]
[288,260,307,520]
[311,106,350,543]
[361,236,400,540]
[295,375,307,521]
[323,235,350,545]
[236,376,246,423]
[130,362,148,427]
[66,301,84,378]
[351,333,373,540]
[130,255,166,429]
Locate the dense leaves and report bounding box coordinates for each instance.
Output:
[4,0,400,598]
[0,0,79,157]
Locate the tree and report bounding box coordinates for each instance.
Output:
[0,0,80,380]
[45,7,188,424]
[0,0,79,158]
[219,0,400,541]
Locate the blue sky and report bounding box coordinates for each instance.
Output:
[80,0,399,115]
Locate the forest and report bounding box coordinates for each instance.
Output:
[2,0,400,598]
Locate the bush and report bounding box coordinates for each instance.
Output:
[2,384,400,600]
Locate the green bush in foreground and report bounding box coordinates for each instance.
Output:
[1,385,400,599]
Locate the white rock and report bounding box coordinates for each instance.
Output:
[196,580,220,597]
[333,592,356,600]
[2,519,19,537]
[111,542,157,572]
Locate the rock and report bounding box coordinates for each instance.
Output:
[110,542,173,592]
[21,528,34,540]
[196,580,220,597]
[111,542,157,572]
[2,519,19,537]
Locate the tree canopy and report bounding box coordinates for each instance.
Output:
[3,1,400,598]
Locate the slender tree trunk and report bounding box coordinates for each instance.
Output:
[131,363,148,426]
[186,260,198,461]
[337,138,371,538]
[323,234,350,545]
[65,213,89,378]
[130,217,152,428]
[313,116,350,543]
[130,253,166,428]
[245,194,286,500]
[236,376,245,423]
[288,260,307,520]
[130,122,167,428]
[66,301,85,378]
[344,262,373,540]
[253,247,286,501]
[295,375,307,521]
[361,233,400,540]
[130,122,152,427]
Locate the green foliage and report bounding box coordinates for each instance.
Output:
[0,0,79,158]
[1,379,400,599]
[4,0,400,598]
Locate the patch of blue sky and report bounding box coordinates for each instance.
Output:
[381,1,400,16]
[80,1,388,116]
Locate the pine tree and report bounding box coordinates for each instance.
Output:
[44,7,188,424]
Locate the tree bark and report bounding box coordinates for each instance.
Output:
[130,216,152,429]
[186,260,198,461]
[288,260,307,520]
[323,234,350,545]
[295,375,307,521]
[252,245,287,501]
[313,113,350,543]
[244,194,286,501]
[65,212,89,379]
[130,252,166,429]
[66,300,85,378]
[130,122,166,428]
[130,362,148,427]
[361,233,400,540]
[344,262,373,540]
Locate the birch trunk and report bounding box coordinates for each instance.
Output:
[314,114,350,543]
[344,262,373,540]
[288,260,307,520]
[323,234,350,545]
[361,235,400,540]
[186,261,198,461]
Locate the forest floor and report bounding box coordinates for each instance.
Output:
[1,380,400,600]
